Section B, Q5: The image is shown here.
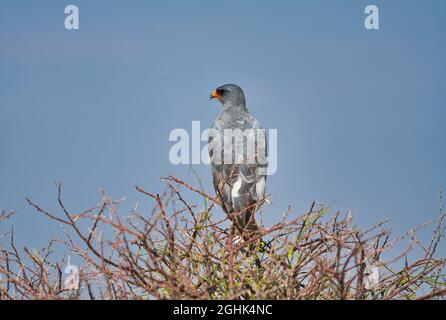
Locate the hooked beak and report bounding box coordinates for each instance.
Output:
[210,90,221,101]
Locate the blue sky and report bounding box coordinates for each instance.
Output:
[1,0,445,251]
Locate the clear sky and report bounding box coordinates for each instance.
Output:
[1,0,445,251]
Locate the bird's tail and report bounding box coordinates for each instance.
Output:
[231,210,264,252]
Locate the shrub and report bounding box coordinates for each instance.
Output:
[0,176,445,300]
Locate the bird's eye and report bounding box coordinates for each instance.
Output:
[217,89,227,95]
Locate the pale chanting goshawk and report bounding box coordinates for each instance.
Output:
[209,84,267,238]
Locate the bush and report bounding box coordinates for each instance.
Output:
[0,176,445,300]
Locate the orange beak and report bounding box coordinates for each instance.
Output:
[210,90,221,100]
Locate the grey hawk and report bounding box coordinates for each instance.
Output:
[209,84,267,238]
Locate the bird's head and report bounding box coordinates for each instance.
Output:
[210,84,246,107]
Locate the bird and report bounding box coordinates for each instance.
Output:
[209,84,267,240]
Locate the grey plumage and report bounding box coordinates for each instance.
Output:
[209,84,267,237]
